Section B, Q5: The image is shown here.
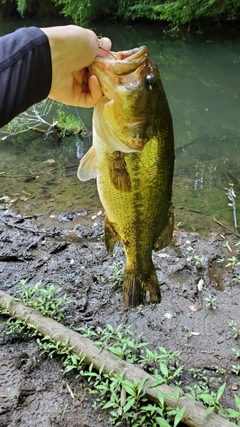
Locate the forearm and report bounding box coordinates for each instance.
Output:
[0,27,52,128]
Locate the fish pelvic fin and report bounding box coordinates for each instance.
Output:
[154,203,174,251]
[77,146,98,181]
[107,151,131,192]
[104,217,121,255]
[123,268,161,308]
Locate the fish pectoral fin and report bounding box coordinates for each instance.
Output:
[77,146,98,181]
[154,203,174,251]
[104,217,121,255]
[107,151,131,192]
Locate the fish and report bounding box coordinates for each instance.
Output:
[78,46,174,308]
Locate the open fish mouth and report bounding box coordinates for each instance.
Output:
[111,46,148,75]
[94,45,149,77]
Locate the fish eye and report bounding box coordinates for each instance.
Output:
[145,74,156,91]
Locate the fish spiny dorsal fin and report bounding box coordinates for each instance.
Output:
[107,151,132,192]
[77,146,98,181]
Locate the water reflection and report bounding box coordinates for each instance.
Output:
[0,20,239,234]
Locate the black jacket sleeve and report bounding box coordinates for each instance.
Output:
[0,27,52,128]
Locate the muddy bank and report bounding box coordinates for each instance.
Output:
[0,205,240,426]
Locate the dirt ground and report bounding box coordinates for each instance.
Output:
[0,204,240,427]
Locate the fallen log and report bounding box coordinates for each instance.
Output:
[0,289,234,427]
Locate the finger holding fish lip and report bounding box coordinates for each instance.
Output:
[97,36,112,57]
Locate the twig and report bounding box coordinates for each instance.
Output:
[66,383,75,399]
[0,217,44,235]
[213,217,240,238]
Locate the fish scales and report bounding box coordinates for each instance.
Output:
[78,46,174,308]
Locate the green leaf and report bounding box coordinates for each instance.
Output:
[205,406,215,416]
[160,362,169,377]
[157,390,165,407]
[122,380,135,396]
[150,376,165,387]
[198,393,214,405]
[225,408,240,418]
[155,417,171,427]
[216,382,226,401]
[102,401,115,410]
[234,394,240,410]
[137,376,148,393]
[123,396,136,413]
[174,405,186,427]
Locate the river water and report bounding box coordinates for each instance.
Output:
[0,19,240,234]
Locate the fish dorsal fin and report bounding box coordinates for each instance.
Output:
[77,146,98,181]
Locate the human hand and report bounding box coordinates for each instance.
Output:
[41,25,112,108]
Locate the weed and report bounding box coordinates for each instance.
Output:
[14,280,69,322]
[185,247,204,267]
[189,368,209,384]
[55,107,84,137]
[204,295,217,309]
[76,324,98,339]
[188,367,221,390]
[210,364,227,375]
[95,323,149,363]
[184,331,193,341]
[108,262,124,288]
[150,363,184,386]
[186,382,227,416]
[220,394,240,424]
[185,383,210,400]
[4,316,39,337]
[87,366,186,427]
[229,320,240,339]
[232,348,240,359]
[226,256,240,268]
[231,365,240,375]
[197,382,226,415]
[139,346,181,369]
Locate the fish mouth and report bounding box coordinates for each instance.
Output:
[89,46,149,100]
[94,45,149,76]
[111,46,148,75]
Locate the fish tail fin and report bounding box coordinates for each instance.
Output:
[123,268,161,308]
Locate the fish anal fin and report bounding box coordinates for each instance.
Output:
[107,151,131,192]
[123,268,161,308]
[154,203,174,251]
[104,217,121,255]
[77,146,98,181]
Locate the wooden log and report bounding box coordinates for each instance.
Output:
[0,289,234,427]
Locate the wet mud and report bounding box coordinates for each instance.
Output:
[0,205,240,426]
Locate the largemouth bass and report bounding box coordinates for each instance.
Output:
[78,46,174,308]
